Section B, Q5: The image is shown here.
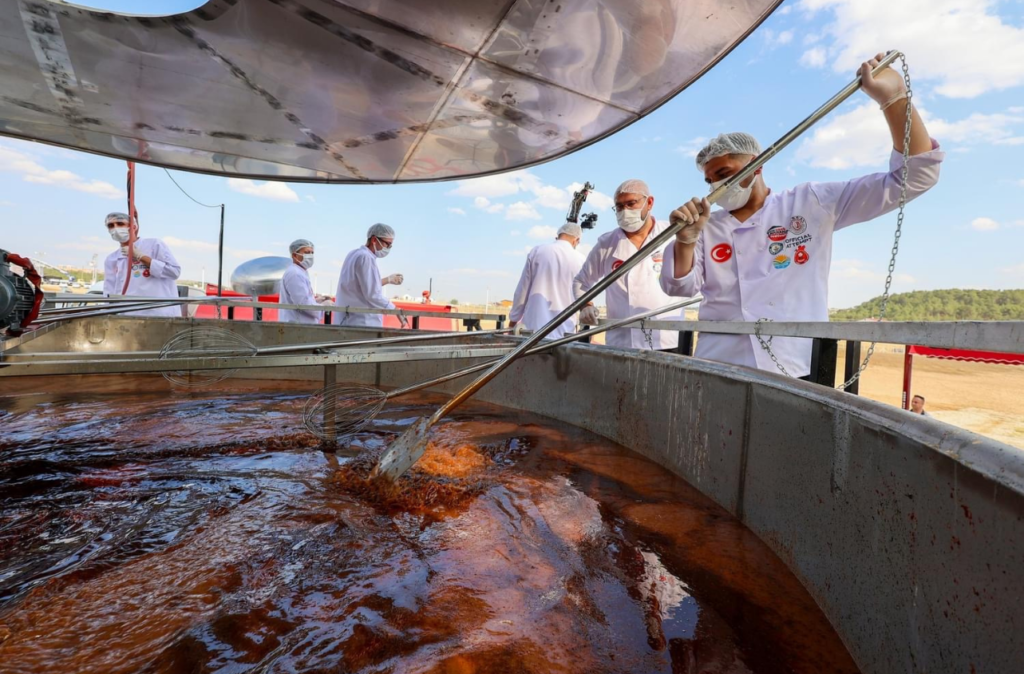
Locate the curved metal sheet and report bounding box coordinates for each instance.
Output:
[0,0,781,183]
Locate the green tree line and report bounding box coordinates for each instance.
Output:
[831,289,1024,321]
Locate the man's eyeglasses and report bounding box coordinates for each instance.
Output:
[613,197,648,212]
[374,237,393,249]
[106,222,129,229]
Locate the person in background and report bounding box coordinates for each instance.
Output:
[910,394,928,416]
[660,53,943,378]
[509,221,585,339]
[279,238,329,324]
[333,223,408,328]
[102,211,182,317]
[573,179,682,350]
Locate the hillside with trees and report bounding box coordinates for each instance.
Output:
[831,289,1024,321]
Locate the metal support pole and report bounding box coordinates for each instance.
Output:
[809,338,838,387]
[217,204,225,319]
[255,307,263,321]
[324,311,332,325]
[496,315,506,330]
[843,340,862,395]
[227,306,235,321]
[677,331,695,356]
[411,316,420,330]
[902,346,914,410]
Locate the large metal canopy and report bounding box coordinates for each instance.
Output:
[0,0,781,183]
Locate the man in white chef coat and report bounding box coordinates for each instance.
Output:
[333,223,408,328]
[660,53,943,378]
[574,179,682,350]
[279,238,328,324]
[102,211,182,317]
[509,221,584,339]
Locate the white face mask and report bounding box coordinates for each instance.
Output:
[299,253,314,269]
[710,174,755,212]
[615,205,647,233]
[372,238,391,258]
[109,226,130,243]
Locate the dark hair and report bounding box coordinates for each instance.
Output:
[912,394,925,402]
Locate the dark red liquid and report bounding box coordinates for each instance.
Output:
[0,377,858,673]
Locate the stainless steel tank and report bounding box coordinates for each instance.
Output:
[2,316,1023,673]
[230,256,292,297]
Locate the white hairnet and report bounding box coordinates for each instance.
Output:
[289,238,313,254]
[695,133,762,170]
[557,222,583,239]
[367,223,395,240]
[105,212,130,225]
[613,179,649,199]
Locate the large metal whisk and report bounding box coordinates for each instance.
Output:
[159,324,513,387]
[302,298,701,442]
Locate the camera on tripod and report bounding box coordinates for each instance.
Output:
[566,181,598,230]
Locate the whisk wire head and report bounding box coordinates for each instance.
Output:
[302,384,387,441]
[159,326,259,387]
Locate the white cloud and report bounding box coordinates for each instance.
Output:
[831,258,915,284]
[795,102,1024,169]
[503,245,534,257]
[447,207,467,216]
[506,201,542,221]
[674,136,707,158]
[226,178,299,202]
[509,229,521,236]
[304,195,316,202]
[163,236,273,259]
[970,217,999,231]
[796,0,1024,99]
[0,200,13,206]
[473,196,505,213]
[764,29,794,47]
[527,225,557,239]
[56,235,114,255]
[448,170,540,198]
[778,4,793,14]
[799,47,827,68]
[442,268,511,278]
[0,144,122,199]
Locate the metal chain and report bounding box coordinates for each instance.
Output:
[640,318,656,350]
[757,53,914,389]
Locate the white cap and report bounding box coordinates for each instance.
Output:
[105,212,130,225]
[367,223,395,239]
[557,222,583,239]
[289,238,313,254]
[695,132,761,170]
[614,179,649,199]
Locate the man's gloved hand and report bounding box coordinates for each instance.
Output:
[579,305,599,325]
[859,52,907,109]
[384,273,404,285]
[670,197,710,244]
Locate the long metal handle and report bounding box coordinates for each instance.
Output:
[387,297,701,399]
[255,328,513,355]
[424,50,900,427]
[32,301,187,325]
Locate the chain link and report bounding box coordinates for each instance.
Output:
[756,53,914,389]
[640,318,656,350]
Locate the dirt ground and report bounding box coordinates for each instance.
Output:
[833,343,1024,450]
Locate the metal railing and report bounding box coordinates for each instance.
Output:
[599,316,1024,394]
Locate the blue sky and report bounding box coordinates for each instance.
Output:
[3,0,1023,307]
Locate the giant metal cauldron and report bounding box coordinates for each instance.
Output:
[2,316,1021,673]
[230,256,292,297]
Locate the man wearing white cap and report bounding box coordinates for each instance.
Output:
[573,179,681,350]
[509,221,585,339]
[279,238,328,324]
[660,53,943,377]
[101,211,182,317]
[333,223,408,328]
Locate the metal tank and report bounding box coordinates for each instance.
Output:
[229,256,292,297]
[2,316,1022,674]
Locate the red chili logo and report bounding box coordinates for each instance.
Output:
[611,259,624,271]
[710,243,733,263]
[794,245,809,265]
[143,269,151,277]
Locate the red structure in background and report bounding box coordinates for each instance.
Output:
[901,345,1024,409]
[196,286,456,331]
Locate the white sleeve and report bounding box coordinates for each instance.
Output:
[509,252,533,323]
[357,256,395,310]
[810,139,945,232]
[148,240,182,280]
[102,253,116,295]
[659,237,704,298]
[282,269,321,320]
[573,246,602,300]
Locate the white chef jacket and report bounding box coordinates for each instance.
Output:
[278,263,323,324]
[574,218,681,350]
[102,237,182,318]
[660,141,945,377]
[510,239,585,339]
[332,246,395,328]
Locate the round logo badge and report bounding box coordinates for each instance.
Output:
[772,255,791,270]
[710,243,733,263]
[611,259,624,271]
[790,216,807,234]
[768,242,783,255]
[794,245,809,265]
[143,269,151,277]
[767,226,788,242]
